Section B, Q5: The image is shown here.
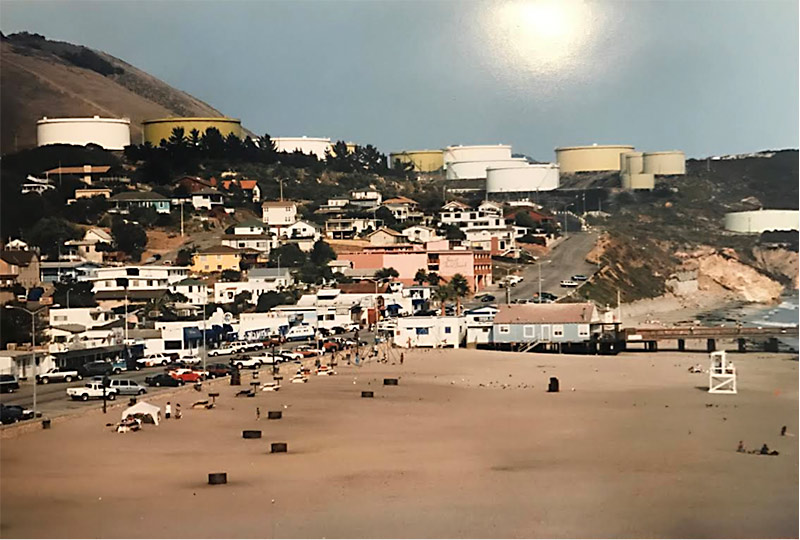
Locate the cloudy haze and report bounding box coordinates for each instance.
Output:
[1,0,797,159]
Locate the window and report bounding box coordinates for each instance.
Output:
[444,327,451,334]
[578,324,590,337]
[524,325,535,338]
[553,325,564,337]
[164,340,182,350]
[415,328,429,335]
[217,265,222,270]
[499,324,510,334]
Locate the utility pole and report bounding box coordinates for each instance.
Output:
[202,292,207,375]
[180,201,184,237]
[4,305,48,419]
[279,178,284,201]
[538,259,542,301]
[617,288,622,323]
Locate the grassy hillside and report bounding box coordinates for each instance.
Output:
[0,32,231,154]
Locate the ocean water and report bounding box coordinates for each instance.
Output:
[745,293,799,352]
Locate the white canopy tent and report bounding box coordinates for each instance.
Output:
[121,401,161,425]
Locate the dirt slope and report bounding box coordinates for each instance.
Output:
[1,32,229,154]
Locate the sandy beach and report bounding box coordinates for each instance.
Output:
[1,348,797,539]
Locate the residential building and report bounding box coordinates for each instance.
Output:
[275,220,321,242]
[176,175,215,193]
[248,267,294,289]
[214,280,281,304]
[63,228,112,264]
[367,227,407,246]
[170,278,209,305]
[40,260,101,284]
[221,234,274,253]
[191,188,225,210]
[463,227,517,256]
[87,265,189,302]
[262,201,298,226]
[73,188,112,201]
[381,196,421,222]
[191,245,242,274]
[21,175,55,195]
[43,164,111,185]
[233,219,268,236]
[349,190,382,208]
[109,191,171,214]
[402,224,440,244]
[465,305,498,345]
[440,200,504,229]
[394,316,466,348]
[491,303,601,348]
[324,217,381,239]
[48,307,123,354]
[0,249,40,288]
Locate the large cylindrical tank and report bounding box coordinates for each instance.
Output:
[389,150,444,172]
[621,173,655,190]
[37,116,131,150]
[142,117,242,146]
[724,210,799,234]
[273,136,332,160]
[555,145,635,173]
[443,145,512,167]
[486,164,560,193]
[642,151,686,175]
[620,152,644,175]
[446,158,527,180]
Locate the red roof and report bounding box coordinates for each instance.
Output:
[239,180,258,190]
[338,282,391,294]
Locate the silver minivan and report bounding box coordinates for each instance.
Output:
[108,379,147,395]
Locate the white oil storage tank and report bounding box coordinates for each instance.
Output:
[273,136,332,160]
[642,151,686,175]
[37,116,131,150]
[723,209,799,234]
[555,144,635,173]
[486,164,560,194]
[446,158,527,180]
[443,145,512,167]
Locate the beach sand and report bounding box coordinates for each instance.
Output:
[1,349,797,538]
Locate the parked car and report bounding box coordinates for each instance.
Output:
[169,368,205,383]
[178,354,202,365]
[285,325,315,342]
[1,403,34,424]
[330,326,347,335]
[208,343,243,357]
[138,353,172,367]
[145,374,185,387]
[480,294,496,303]
[229,355,263,370]
[79,361,113,378]
[107,379,147,395]
[0,374,20,393]
[321,341,340,352]
[67,381,118,401]
[316,327,331,338]
[262,337,283,347]
[110,358,128,374]
[500,275,523,287]
[571,274,589,281]
[560,280,579,288]
[278,351,303,362]
[206,363,232,378]
[36,367,81,385]
[229,341,261,352]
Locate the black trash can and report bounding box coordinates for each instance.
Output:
[41,419,51,429]
[230,369,241,386]
[547,377,559,393]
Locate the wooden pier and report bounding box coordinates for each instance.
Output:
[624,326,798,352]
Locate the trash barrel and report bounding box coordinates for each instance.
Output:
[230,370,241,386]
[271,442,288,453]
[547,377,559,393]
[361,391,374,398]
[41,419,51,429]
[243,430,262,439]
[383,378,398,386]
[208,473,227,485]
[267,411,282,420]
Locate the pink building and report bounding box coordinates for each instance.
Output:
[337,245,492,292]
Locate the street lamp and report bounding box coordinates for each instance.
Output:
[5,304,49,418]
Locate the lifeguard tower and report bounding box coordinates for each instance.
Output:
[708,350,737,394]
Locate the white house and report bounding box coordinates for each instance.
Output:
[248,267,294,289]
[170,278,208,305]
[349,190,382,208]
[64,227,113,263]
[276,220,321,241]
[191,189,225,210]
[262,201,298,226]
[233,219,268,236]
[439,200,505,229]
[381,196,421,222]
[325,217,382,239]
[214,280,281,304]
[402,225,440,244]
[221,234,274,253]
[86,265,189,300]
[465,305,498,345]
[394,316,466,348]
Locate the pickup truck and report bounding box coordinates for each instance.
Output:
[208,344,244,357]
[36,367,82,385]
[229,355,266,370]
[500,275,523,287]
[66,382,118,402]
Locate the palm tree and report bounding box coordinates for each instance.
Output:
[448,274,469,316]
[434,283,453,316]
[414,269,428,286]
[427,273,441,287]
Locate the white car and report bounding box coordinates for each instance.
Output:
[208,344,243,357]
[560,280,579,288]
[250,353,281,365]
[179,354,202,365]
[295,345,324,356]
[229,356,264,370]
[138,353,171,367]
[278,351,303,362]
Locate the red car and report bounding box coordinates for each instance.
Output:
[322,341,339,352]
[169,368,205,383]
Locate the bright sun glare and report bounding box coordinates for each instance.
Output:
[488,0,594,76]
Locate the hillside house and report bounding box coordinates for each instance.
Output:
[325,217,381,239]
[191,246,242,274]
[44,164,111,185]
[262,201,298,227]
[382,196,421,222]
[191,188,225,210]
[367,227,407,246]
[63,228,113,263]
[233,219,268,236]
[221,234,273,253]
[110,191,171,214]
[0,250,40,289]
[170,278,208,305]
[402,224,440,244]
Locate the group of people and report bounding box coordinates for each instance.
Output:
[737,441,780,456]
[164,402,182,420]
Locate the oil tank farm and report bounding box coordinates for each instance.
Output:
[272,136,332,160]
[142,117,242,146]
[619,152,644,174]
[555,144,635,173]
[443,145,512,167]
[389,150,444,172]
[486,164,560,196]
[724,210,799,234]
[621,172,655,190]
[642,151,686,175]
[37,116,130,150]
[446,158,528,180]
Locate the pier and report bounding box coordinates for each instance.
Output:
[624,326,798,352]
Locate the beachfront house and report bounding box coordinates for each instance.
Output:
[465,305,498,346]
[491,303,601,352]
[394,316,466,348]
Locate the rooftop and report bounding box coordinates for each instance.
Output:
[44,165,111,175]
[494,303,597,325]
[262,201,297,208]
[196,245,241,255]
[109,191,170,201]
[383,196,418,205]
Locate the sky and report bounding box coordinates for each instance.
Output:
[1,0,798,160]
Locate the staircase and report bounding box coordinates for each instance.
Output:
[517,340,540,353]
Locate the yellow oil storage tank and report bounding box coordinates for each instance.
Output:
[642,151,686,175]
[620,152,644,175]
[142,117,242,145]
[621,173,655,190]
[555,144,635,173]
[389,149,444,172]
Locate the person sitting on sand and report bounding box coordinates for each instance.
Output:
[737,441,745,453]
[760,443,770,455]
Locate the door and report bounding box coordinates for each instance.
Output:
[540,325,551,343]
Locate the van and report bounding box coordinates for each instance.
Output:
[0,374,20,393]
[107,379,147,396]
[284,325,315,342]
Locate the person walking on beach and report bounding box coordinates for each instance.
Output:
[400,353,404,365]
[165,402,172,419]
[175,403,182,419]
[256,407,261,421]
